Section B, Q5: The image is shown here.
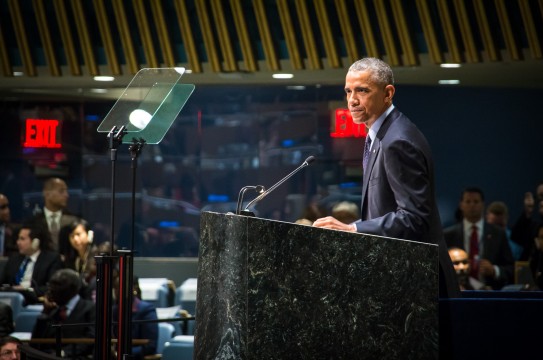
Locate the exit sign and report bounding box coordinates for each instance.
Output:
[24,119,62,148]
[330,109,367,138]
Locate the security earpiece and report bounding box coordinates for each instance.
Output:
[31,238,40,251]
[87,230,94,243]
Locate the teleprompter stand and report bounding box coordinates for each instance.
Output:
[96,68,194,360]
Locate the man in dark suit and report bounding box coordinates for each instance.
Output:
[0,223,63,301]
[0,193,18,257]
[32,268,95,359]
[313,57,459,298]
[444,187,514,290]
[26,177,77,253]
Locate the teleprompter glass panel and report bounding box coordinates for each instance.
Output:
[97,68,195,144]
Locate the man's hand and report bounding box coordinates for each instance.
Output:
[312,216,356,232]
[478,259,496,278]
[42,295,58,315]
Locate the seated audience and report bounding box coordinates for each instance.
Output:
[0,193,18,257]
[529,223,543,290]
[31,269,95,359]
[331,201,360,225]
[60,219,97,300]
[443,187,514,290]
[0,223,63,303]
[511,184,543,260]
[113,276,158,359]
[448,247,488,290]
[0,304,14,338]
[0,336,21,360]
[486,201,523,261]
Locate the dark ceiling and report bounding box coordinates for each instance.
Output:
[1,0,543,100]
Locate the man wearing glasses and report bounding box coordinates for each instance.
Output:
[0,336,21,360]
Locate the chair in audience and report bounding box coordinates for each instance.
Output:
[139,278,173,308]
[162,335,194,360]
[156,322,176,354]
[175,278,197,316]
[14,311,40,332]
[0,292,25,319]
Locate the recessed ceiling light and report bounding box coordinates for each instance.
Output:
[440,63,461,68]
[438,79,460,85]
[272,73,294,79]
[286,85,305,90]
[90,88,108,94]
[93,76,115,82]
[13,71,24,77]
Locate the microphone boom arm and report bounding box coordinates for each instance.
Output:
[244,156,315,211]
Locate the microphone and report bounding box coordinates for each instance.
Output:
[236,185,265,215]
[244,155,315,212]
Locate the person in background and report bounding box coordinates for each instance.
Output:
[0,304,14,338]
[0,194,18,257]
[31,269,95,359]
[0,336,22,360]
[26,177,77,252]
[448,247,488,291]
[312,57,459,298]
[0,223,63,302]
[113,276,158,359]
[331,201,360,225]
[529,223,543,290]
[511,183,543,261]
[486,201,523,261]
[60,218,97,300]
[444,187,514,290]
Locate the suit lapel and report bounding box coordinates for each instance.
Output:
[359,109,398,218]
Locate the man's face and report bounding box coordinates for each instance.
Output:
[0,195,10,224]
[44,179,69,210]
[0,342,20,359]
[345,70,394,128]
[459,192,484,223]
[17,228,35,256]
[448,248,470,277]
[486,212,507,229]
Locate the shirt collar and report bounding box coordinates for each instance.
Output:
[463,218,483,232]
[29,250,40,262]
[65,294,80,314]
[368,104,394,143]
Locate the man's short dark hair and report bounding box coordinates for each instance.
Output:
[461,187,485,201]
[0,335,21,348]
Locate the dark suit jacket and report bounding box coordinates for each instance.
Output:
[443,222,514,289]
[32,297,96,359]
[113,298,158,358]
[0,251,63,297]
[354,108,459,297]
[27,211,78,252]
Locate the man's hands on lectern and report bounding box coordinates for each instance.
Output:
[312,216,356,232]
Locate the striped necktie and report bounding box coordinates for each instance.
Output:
[15,257,30,285]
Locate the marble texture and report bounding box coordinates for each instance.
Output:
[195,211,438,359]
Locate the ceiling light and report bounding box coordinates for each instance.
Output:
[440,63,461,68]
[272,73,294,79]
[286,85,305,90]
[90,89,108,94]
[438,79,460,85]
[93,76,115,82]
[13,71,24,77]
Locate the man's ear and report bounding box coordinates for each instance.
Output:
[32,238,40,251]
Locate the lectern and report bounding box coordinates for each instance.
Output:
[195,212,438,359]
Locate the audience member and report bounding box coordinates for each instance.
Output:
[448,247,488,291]
[511,183,543,260]
[443,187,514,290]
[31,269,95,359]
[60,219,97,275]
[529,222,543,290]
[112,276,158,359]
[0,223,63,302]
[0,194,18,257]
[0,304,14,337]
[331,201,360,225]
[0,336,21,360]
[27,177,77,251]
[486,201,523,261]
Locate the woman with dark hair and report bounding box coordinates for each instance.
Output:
[60,219,97,300]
